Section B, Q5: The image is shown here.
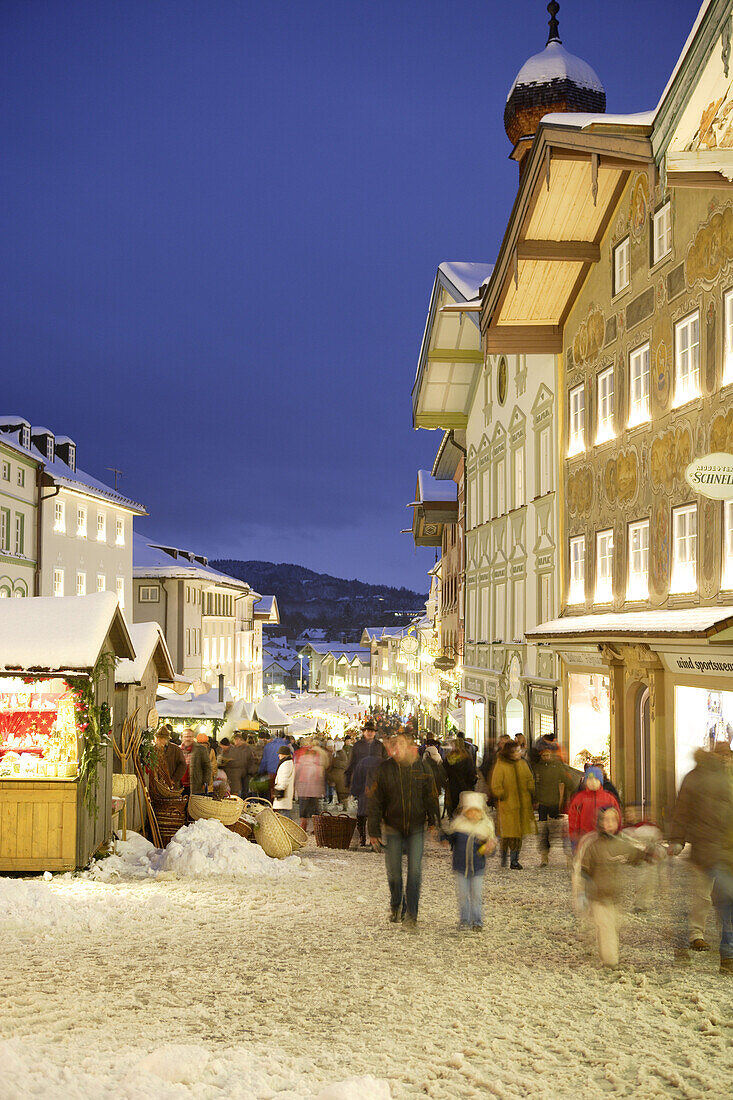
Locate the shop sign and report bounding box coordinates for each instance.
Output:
[685,453,733,500]
[529,687,554,710]
[661,649,733,677]
[557,648,603,669]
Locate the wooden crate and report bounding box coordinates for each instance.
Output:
[0,779,78,872]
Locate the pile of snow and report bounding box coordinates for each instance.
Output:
[0,877,110,933]
[87,820,311,882]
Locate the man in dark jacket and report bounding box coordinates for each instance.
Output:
[345,719,387,787]
[220,733,254,798]
[368,734,439,928]
[155,727,187,789]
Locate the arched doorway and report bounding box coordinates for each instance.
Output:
[506,698,524,738]
[634,684,651,817]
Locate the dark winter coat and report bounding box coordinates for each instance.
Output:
[350,754,382,816]
[669,749,733,871]
[444,752,476,814]
[443,830,489,877]
[422,753,448,797]
[189,743,213,795]
[162,742,187,788]
[326,747,350,800]
[345,736,387,786]
[220,743,253,796]
[367,757,439,838]
[533,757,568,809]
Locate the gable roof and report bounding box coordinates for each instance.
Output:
[0,592,134,674]
[115,621,176,686]
[133,534,250,590]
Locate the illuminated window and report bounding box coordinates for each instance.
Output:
[513,446,524,509]
[17,468,25,488]
[652,201,672,263]
[97,574,106,593]
[14,514,24,556]
[629,343,650,426]
[569,536,585,604]
[116,576,125,609]
[0,509,8,551]
[596,367,614,444]
[627,520,649,601]
[568,384,585,455]
[53,568,64,597]
[116,517,125,546]
[76,571,86,596]
[671,504,697,593]
[77,505,87,538]
[54,500,65,533]
[496,458,506,516]
[595,529,614,604]
[724,289,733,386]
[97,511,106,542]
[539,572,553,623]
[674,311,700,406]
[539,427,552,495]
[512,578,524,642]
[493,584,505,642]
[613,237,630,294]
[1,462,9,481]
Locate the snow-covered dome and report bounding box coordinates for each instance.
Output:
[504,3,605,147]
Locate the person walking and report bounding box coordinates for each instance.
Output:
[534,745,567,866]
[295,739,327,833]
[272,745,296,821]
[490,738,536,869]
[368,734,439,929]
[351,750,383,847]
[442,791,496,931]
[219,733,254,799]
[567,766,621,851]
[154,727,187,789]
[444,740,476,818]
[422,742,448,815]
[189,732,213,795]
[345,719,387,787]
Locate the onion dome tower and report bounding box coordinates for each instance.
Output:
[504,2,605,164]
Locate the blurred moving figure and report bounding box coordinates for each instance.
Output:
[490,738,536,870]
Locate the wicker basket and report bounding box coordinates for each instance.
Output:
[152,796,187,847]
[112,773,138,798]
[313,811,357,850]
[277,814,308,851]
[243,796,271,817]
[226,817,254,841]
[188,794,244,826]
[253,807,295,860]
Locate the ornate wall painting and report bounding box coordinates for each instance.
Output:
[700,497,718,599]
[572,304,605,367]
[567,466,594,517]
[630,173,649,242]
[650,426,693,494]
[706,300,717,393]
[687,85,733,150]
[711,408,733,452]
[650,497,670,599]
[603,449,638,507]
[685,204,733,287]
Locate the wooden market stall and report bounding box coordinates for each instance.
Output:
[0,592,135,872]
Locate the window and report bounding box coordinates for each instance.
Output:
[569,536,585,604]
[613,237,630,294]
[482,468,490,525]
[493,584,505,642]
[725,289,733,385]
[512,578,524,642]
[596,367,615,444]
[76,571,86,596]
[139,584,160,603]
[539,572,553,623]
[77,505,87,538]
[652,201,672,264]
[96,511,106,542]
[496,458,506,516]
[227,636,233,662]
[628,519,649,601]
[21,426,30,450]
[17,468,25,488]
[54,500,66,533]
[568,384,585,455]
[115,517,125,546]
[53,569,64,597]
[96,574,106,593]
[539,427,552,495]
[116,577,125,608]
[725,502,733,589]
[195,629,201,654]
[629,343,651,426]
[674,311,700,406]
[513,447,524,509]
[671,504,697,594]
[595,529,614,604]
[1,462,9,481]
[203,636,210,665]
[14,514,24,556]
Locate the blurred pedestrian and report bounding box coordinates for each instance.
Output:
[189,732,213,795]
[490,738,536,869]
[295,738,327,833]
[273,745,296,820]
[442,791,496,931]
[534,745,567,866]
[567,766,621,851]
[444,740,476,817]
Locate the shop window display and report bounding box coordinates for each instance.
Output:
[0,677,78,779]
[675,686,733,788]
[567,672,610,769]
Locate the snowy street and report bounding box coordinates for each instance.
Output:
[1,825,731,1100]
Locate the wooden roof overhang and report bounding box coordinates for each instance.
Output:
[481,123,655,353]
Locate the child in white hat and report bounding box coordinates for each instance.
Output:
[442,791,496,931]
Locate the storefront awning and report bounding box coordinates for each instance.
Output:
[457,690,485,704]
[527,606,733,644]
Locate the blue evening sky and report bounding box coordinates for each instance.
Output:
[0,0,699,590]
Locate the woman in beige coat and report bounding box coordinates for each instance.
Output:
[491,739,536,870]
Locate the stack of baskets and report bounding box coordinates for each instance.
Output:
[313,811,357,850]
[152,796,187,847]
[188,794,244,826]
[243,798,307,859]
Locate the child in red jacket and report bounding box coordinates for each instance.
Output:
[567,766,620,851]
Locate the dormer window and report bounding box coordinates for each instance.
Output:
[67,444,76,472]
[21,427,30,450]
[46,438,54,461]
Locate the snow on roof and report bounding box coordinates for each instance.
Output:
[133,534,249,589]
[541,110,656,130]
[255,595,276,614]
[300,641,366,656]
[507,41,604,102]
[43,453,147,514]
[438,262,494,302]
[254,695,292,727]
[0,593,134,673]
[115,622,175,686]
[655,0,713,115]
[31,425,53,436]
[527,606,733,640]
[54,435,75,446]
[0,416,29,427]
[414,470,458,505]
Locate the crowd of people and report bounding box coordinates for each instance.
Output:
[148,711,733,974]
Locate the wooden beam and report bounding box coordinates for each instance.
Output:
[484,326,562,354]
[516,240,600,262]
[666,171,733,189]
[427,349,483,363]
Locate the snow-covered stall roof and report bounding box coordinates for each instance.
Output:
[156,686,234,721]
[115,622,175,686]
[527,606,733,641]
[0,592,134,674]
[254,696,292,728]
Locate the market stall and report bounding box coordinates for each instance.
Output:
[0,593,135,872]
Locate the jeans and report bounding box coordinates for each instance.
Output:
[454,872,484,926]
[384,829,425,918]
[712,863,733,960]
